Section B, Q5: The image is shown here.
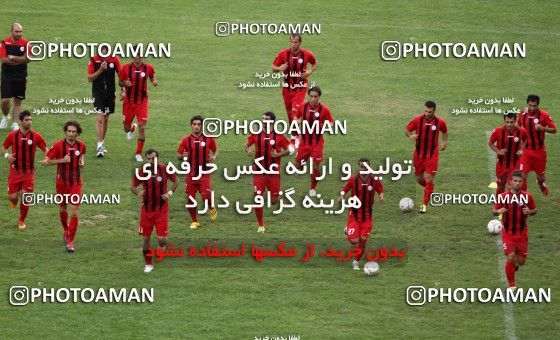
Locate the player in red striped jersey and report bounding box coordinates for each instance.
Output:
[488,112,528,195]
[516,94,556,196]
[245,111,290,233]
[338,158,384,270]
[2,110,47,230]
[132,149,179,273]
[41,121,86,253]
[493,171,537,289]
[405,101,448,213]
[118,55,157,162]
[294,86,333,197]
[177,115,218,229]
[272,33,317,148]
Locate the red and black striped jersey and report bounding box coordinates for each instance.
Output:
[133,163,177,212]
[406,114,448,159]
[46,139,87,185]
[118,62,155,104]
[342,174,384,222]
[247,132,289,171]
[489,126,527,169]
[88,55,122,96]
[494,191,536,236]
[0,37,29,79]
[517,109,556,150]
[177,134,217,178]
[3,129,47,175]
[273,48,316,91]
[295,102,334,146]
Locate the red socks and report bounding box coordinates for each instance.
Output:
[505,261,516,287]
[310,169,320,190]
[19,204,29,223]
[355,238,368,261]
[188,208,198,223]
[255,207,264,227]
[67,216,79,242]
[143,249,153,265]
[59,210,68,234]
[136,139,145,155]
[423,182,434,205]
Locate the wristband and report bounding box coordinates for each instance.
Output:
[4,153,9,159]
[167,190,173,196]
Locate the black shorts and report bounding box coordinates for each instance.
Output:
[1,77,26,100]
[93,94,116,114]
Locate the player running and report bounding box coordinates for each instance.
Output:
[132,149,179,273]
[41,121,86,253]
[118,55,157,162]
[177,115,218,229]
[294,86,333,197]
[516,94,556,195]
[87,45,122,157]
[0,23,30,131]
[492,171,537,289]
[272,33,317,149]
[245,111,290,233]
[405,101,448,213]
[2,110,47,230]
[338,157,384,270]
[488,111,527,195]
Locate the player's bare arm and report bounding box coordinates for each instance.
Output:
[1,145,15,163]
[439,132,448,151]
[87,61,107,82]
[302,62,317,79]
[405,129,418,140]
[119,79,132,87]
[517,139,526,156]
[150,76,158,87]
[522,206,537,216]
[79,155,85,168]
[208,150,218,162]
[131,182,144,197]
[378,192,384,204]
[272,62,288,72]
[161,177,179,201]
[41,154,71,166]
[535,124,556,134]
[493,206,508,215]
[270,147,289,158]
[245,144,254,157]
[488,141,506,155]
[177,151,189,160]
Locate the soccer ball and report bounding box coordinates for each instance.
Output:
[363,261,380,276]
[399,197,414,212]
[487,219,503,235]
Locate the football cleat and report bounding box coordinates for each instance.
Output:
[209,208,217,221]
[539,182,549,196]
[190,222,199,229]
[135,154,143,162]
[127,123,137,140]
[309,189,317,197]
[18,221,26,231]
[11,123,19,131]
[419,204,427,214]
[0,115,8,129]
[352,260,360,270]
[143,265,154,273]
[257,226,266,233]
[66,242,75,253]
[96,145,104,158]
